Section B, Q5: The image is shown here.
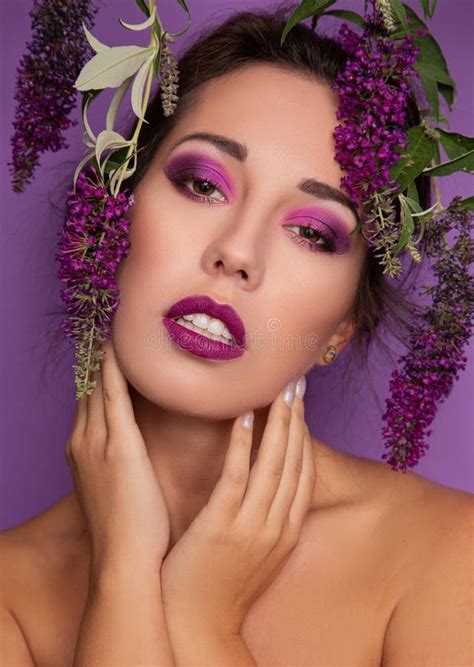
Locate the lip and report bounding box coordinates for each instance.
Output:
[163,294,247,357]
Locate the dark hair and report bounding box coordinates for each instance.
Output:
[43,1,431,392]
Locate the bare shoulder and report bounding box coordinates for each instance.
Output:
[355,459,473,666]
[317,435,473,521]
[315,437,472,580]
[330,444,473,664]
[0,518,43,610]
[0,493,84,609]
[380,461,473,552]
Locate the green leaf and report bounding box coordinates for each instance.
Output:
[152,18,162,44]
[321,9,366,28]
[389,0,408,30]
[404,195,423,214]
[135,0,150,17]
[176,0,191,17]
[109,148,138,195]
[131,53,154,122]
[119,6,156,31]
[415,62,455,88]
[102,146,130,176]
[73,149,95,191]
[457,196,474,211]
[390,125,435,191]
[153,38,162,83]
[104,145,146,178]
[280,0,336,45]
[425,128,474,177]
[438,82,455,109]
[106,76,133,131]
[395,196,415,255]
[75,45,156,91]
[423,150,474,176]
[418,71,439,121]
[417,0,437,19]
[82,21,110,53]
[401,6,456,109]
[418,0,430,19]
[407,180,419,203]
[438,129,474,161]
[101,147,131,180]
[95,130,132,179]
[429,0,438,18]
[81,89,101,143]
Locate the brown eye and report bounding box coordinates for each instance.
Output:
[300,227,324,244]
[285,224,333,252]
[192,179,217,196]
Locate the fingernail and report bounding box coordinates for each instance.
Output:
[283,381,296,408]
[295,375,306,400]
[241,410,254,430]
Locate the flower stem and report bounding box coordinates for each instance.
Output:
[429,159,443,212]
[112,0,159,196]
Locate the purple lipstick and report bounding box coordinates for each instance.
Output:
[163,294,247,361]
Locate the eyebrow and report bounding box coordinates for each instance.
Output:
[168,131,361,225]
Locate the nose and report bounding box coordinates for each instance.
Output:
[201,205,266,290]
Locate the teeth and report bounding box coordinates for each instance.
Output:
[175,312,234,342]
[174,316,235,346]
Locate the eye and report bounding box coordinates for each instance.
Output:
[170,173,227,205]
[285,224,336,254]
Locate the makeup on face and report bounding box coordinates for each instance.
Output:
[283,206,352,255]
[163,150,236,201]
[162,148,353,255]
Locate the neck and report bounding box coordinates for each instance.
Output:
[65,385,344,551]
[129,383,273,546]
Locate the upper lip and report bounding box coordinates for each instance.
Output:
[164,294,247,348]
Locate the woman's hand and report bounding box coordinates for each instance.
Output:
[160,378,316,637]
[65,338,170,571]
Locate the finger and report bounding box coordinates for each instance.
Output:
[287,428,317,530]
[85,363,107,443]
[72,392,88,437]
[265,391,306,530]
[66,393,88,468]
[100,338,138,439]
[239,381,295,523]
[206,411,254,520]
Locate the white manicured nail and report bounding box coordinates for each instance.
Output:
[283,381,296,407]
[241,410,254,430]
[295,375,306,399]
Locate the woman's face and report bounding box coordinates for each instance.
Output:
[113,63,367,418]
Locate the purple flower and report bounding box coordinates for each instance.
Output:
[8,0,98,193]
[381,200,474,472]
[332,0,419,215]
[54,165,135,398]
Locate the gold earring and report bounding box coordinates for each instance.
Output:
[323,345,337,364]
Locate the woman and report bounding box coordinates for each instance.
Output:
[1,5,472,666]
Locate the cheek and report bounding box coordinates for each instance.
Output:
[285,261,362,340]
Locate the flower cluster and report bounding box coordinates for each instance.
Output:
[159,40,180,117]
[381,199,474,472]
[8,0,98,193]
[55,165,134,399]
[331,1,419,210]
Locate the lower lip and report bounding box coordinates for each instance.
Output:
[163,317,245,360]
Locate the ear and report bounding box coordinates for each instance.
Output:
[314,316,355,366]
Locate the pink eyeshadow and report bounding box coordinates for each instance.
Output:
[284,206,353,253]
[163,151,235,198]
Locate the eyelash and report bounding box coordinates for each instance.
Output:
[169,173,336,254]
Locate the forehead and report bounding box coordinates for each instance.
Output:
[162,63,344,189]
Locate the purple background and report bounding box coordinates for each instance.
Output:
[1,0,473,531]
